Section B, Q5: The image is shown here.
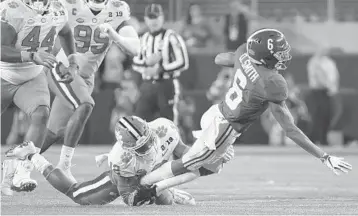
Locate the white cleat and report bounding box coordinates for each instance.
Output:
[169,188,196,206]
[11,160,37,192]
[1,160,16,196]
[5,141,37,160]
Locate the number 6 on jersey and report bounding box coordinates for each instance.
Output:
[225,69,247,110]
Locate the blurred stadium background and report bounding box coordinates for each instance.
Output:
[2,0,358,146]
[2,1,358,215]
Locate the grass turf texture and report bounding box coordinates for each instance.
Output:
[1,145,357,215]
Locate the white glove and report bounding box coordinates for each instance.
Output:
[95,153,109,167]
[320,154,352,175]
[98,23,112,36]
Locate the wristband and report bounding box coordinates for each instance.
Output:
[20,51,34,62]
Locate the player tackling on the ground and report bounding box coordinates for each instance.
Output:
[8,116,228,206]
[131,28,353,200]
[1,0,78,195]
[6,0,140,184]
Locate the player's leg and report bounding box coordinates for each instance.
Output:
[47,69,95,180]
[134,81,158,122]
[40,97,72,154]
[4,73,51,193]
[157,79,180,125]
[67,171,120,205]
[140,105,238,185]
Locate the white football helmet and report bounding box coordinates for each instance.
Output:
[115,116,158,156]
[23,0,51,14]
[86,0,109,11]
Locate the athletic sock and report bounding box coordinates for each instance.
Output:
[58,145,75,169]
[31,153,51,174]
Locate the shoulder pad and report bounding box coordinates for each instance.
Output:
[265,74,288,103]
[151,118,179,138]
[235,43,247,57]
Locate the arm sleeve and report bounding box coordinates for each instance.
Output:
[162,32,189,72]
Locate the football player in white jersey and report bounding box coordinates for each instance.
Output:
[1,0,78,195]
[9,116,199,206]
[8,0,140,183]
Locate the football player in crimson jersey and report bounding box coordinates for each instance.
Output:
[8,116,204,206]
[6,0,140,184]
[1,0,78,195]
[131,29,352,201]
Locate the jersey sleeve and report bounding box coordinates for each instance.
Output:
[0,0,24,33]
[265,74,289,103]
[108,142,137,178]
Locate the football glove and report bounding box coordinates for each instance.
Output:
[55,62,74,84]
[128,185,157,206]
[320,154,352,175]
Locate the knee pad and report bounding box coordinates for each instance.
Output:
[31,106,50,124]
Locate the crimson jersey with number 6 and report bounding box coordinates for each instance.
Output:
[219,44,288,133]
[0,0,67,84]
[57,0,130,78]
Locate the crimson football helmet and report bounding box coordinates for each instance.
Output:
[246,28,292,70]
[23,0,51,13]
[115,116,157,156]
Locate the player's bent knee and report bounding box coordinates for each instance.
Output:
[30,105,50,124]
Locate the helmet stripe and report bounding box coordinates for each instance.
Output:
[119,117,142,140]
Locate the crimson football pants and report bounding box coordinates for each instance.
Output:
[43,166,119,205]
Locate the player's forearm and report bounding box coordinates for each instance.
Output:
[285,125,325,158]
[111,33,140,57]
[1,46,33,63]
[58,32,76,56]
[154,171,200,194]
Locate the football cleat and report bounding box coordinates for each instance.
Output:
[169,188,196,206]
[5,141,36,160]
[11,160,37,192]
[1,160,16,196]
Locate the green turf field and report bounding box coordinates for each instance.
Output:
[1,145,357,215]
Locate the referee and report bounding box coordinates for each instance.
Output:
[133,4,189,124]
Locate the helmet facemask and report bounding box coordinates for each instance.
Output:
[273,44,292,70]
[24,0,50,14]
[86,0,108,11]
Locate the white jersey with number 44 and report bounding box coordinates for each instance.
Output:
[57,0,130,78]
[0,0,68,84]
[108,118,181,178]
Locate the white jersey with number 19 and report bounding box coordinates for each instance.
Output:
[57,0,130,78]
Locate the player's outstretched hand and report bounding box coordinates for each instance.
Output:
[32,50,57,69]
[321,154,352,175]
[55,62,74,84]
[130,185,157,206]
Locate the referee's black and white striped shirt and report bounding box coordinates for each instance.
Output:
[132,28,189,80]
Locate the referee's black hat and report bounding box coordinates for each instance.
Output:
[144,4,164,19]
